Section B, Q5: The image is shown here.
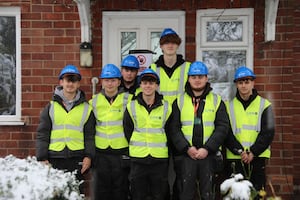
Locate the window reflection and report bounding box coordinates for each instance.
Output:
[151,32,161,62]
[121,32,137,60]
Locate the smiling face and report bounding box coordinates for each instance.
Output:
[140,76,158,97]
[60,74,80,96]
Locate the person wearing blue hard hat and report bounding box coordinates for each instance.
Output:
[152,28,191,199]
[36,64,96,195]
[123,68,176,200]
[58,64,82,80]
[223,66,275,199]
[168,61,230,200]
[151,28,191,105]
[120,55,140,95]
[90,63,133,200]
[233,66,256,82]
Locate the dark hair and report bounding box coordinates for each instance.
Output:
[160,34,182,45]
[140,75,159,84]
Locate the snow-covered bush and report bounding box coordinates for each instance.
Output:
[0,155,84,200]
[220,173,256,200]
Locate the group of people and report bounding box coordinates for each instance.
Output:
[36,28,275,200]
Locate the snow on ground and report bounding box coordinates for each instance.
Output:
[0,155,84,200]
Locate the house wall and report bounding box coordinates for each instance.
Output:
[0,0,298,199]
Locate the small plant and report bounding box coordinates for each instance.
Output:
[0,155,84,200]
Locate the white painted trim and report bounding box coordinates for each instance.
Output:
[74,0,91,42]
[265,0,279,42]
[196,8,254,69]
[0,7,23,124]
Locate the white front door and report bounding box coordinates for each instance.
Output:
[102,11,185,67]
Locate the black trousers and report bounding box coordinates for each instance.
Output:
[130,161,169,200]
[93,153,130,200]
[224,158,267,192]
[49,157,85,193]
[173,155,215,200]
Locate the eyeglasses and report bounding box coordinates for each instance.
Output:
[63,75,80,82]
[236,78,253,84]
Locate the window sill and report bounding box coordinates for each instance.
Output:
[0,121,25,126]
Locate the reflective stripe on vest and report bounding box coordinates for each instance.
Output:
[178,92,221,145]
[49,101,91,151]
[226,96,271,158]
[151,62,190,103]
[91,92,131,149]
[128,100,171,158]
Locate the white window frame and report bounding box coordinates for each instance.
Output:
[102,11,185,67]
[0,7,23,125]
[196,8,254,101]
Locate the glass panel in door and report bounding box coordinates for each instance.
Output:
[121,32,137,60]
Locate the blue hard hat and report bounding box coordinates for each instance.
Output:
[160,28,178,38]
[58,65,81,80]
[234,66,256,82]
[121,55,140,69]
[100,64,121,79]
[188,61,208,76]
[139,68,160,84]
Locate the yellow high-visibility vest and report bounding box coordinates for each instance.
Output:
[226,96,271,159]
[178,92,221,145]
[127,100,171,158]
[90,92,132,149]
[49,101,92,151]
[151,62,190,104]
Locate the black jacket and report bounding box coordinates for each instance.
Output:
[169,82,230,156]
[123,92,175,164]
[224,89,275,157]
[119,76,140,95]
[36,87,96,161]
[153,54,185,78]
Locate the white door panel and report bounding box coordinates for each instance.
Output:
[103,11,185,66]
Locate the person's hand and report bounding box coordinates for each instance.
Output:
[81,157,91,174]
[245,151,254,164]
[195,148,208,159]
[187,146,198,160]
[241,151,248,163]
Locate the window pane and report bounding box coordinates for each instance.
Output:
[202,50,246,101]
[151,32,161,62]
[0,16,16,115]
[206,21,243,42]
[121,32,136,60]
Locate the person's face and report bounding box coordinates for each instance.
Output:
[60,74,80,94]
[101,78,121,93]
[188,75,208,93]
[140,80,158,96]
[121,67,138,82]
[236,78,254,97]
[160,42,179,56]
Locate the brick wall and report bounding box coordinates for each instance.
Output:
[0,0,298,199]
